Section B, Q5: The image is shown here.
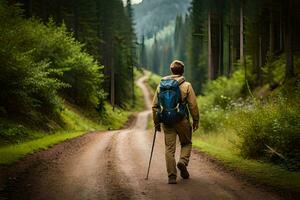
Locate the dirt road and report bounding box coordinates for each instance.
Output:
[0,74,280,200]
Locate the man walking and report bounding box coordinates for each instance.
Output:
[152,60,199,184]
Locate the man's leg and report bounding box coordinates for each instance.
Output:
[162,125,177,178]
[175,118,192,166]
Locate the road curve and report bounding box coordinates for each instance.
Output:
[1,74,280,200]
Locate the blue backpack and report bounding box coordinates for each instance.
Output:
[156,78,188,125]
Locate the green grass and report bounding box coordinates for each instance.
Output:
[60,105,103,131]
[134,67,144,80]
[134,83,146,112]
[0,76,147,165]
[100,102,132,129]
[0,102,135,165]
[0,131,84,165]
[147,72,162,91]
[0,104,102,165]
[194,129,240,152]
[145,71,162,130]
[193,137,300,194]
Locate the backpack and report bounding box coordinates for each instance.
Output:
[156,78,188,125]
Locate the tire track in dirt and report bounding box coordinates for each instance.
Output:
[103,132,136,200]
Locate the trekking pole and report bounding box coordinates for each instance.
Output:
[145,130,157,180]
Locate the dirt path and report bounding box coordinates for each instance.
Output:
[0,74,281,200]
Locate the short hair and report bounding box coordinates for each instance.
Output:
[170,60,184,75]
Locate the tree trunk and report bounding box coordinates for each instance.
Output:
[285,0,294,78]
[8,0,17,5]
[258,35,263,85]
[110,43,115,108]
[279,9,284,52]
[208,12,212,80]
[269,10,275,56]
[240,5,244,66]
[55,0,62,24]
[219,15,224,76]
[73,0,79,39]
[41,0,48,21]
[228,25,232,76]
[23,0,32,17]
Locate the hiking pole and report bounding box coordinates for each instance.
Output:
[145,129,157,180]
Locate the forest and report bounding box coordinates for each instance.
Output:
[0,0,300,197]
[0,1,136,117]
[141,0,300,92]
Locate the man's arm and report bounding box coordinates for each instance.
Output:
[152,86,161,131]
[186,84,199,131]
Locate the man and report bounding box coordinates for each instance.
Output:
[152,60,199,184]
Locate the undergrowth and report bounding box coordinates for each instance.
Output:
[196,68,300,171]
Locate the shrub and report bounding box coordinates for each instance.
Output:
[0,4,65,122]
[0,122,29,143]
[31,20,106,109]
[196,60,300,170]
[197,70,245,132]
[0,4,105,124]
[202,70,245,109]
[148,73,162,91]
[199,105,228,132]
[235,93,300,170]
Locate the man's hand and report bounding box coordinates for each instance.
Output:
[155,123,161,132]
[192,122,199,132]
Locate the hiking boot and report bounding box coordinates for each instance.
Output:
[177,162,190,179]
[168,175,177,184]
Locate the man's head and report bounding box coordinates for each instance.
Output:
[170,60,184,76]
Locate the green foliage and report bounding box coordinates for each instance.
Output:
[0,100,135,164]
[0,4,105,125]
[0,122,28,144]
[30,20,105,109]
[198,67,300,170]
[0,5,65,122]
[133,84,146,112]
[235,93,300,170]
[193,139,300,194]
[198,106,229,132]
[60,48,105,109]
[134,67,144,79]
[197,70,245,131]
[99,103,132,130]
[201,70,245,108]
[148,72,162,91]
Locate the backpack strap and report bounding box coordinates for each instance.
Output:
[178,78,185,86]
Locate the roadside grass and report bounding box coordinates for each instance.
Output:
[0,76,145,165]
[145,71,162,130]
[147,72,161,91]
[0,103,137,165]
[193,135,300,194]
[0,131,84,165]
[60,105,103,131]
[0,101,130,164]
[100,102,132,130]
[147,114,153,130]
[134,83,146,112]
[134,67,144,80]
[0,104,101,165]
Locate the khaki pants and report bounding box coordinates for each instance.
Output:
[162,118,192,177]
